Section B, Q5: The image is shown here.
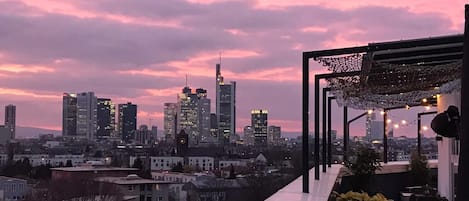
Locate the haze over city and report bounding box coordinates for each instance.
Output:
[0,0,464,137]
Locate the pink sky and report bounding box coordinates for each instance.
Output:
[0,0,464,137]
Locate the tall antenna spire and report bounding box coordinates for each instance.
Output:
[219,51,222,65]
[185,74,188,86]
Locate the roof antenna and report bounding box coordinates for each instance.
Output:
[219,51,222,65]
[185,74,188,86]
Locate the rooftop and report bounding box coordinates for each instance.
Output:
[51,166,138,172]
[96,175,171,185]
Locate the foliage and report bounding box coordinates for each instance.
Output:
[335,191,388,201]
[345,146,382,176]
[345,145,381,191]
[171,162,184,173]
[409,152,429,186]
[132,157,143,169]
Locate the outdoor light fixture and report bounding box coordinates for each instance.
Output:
[431,105,460,138]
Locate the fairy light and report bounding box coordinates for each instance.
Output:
[425,106,431,110]
[422,126,429,131]
[422,98,428,103]
[394,124,399,129]
[380,111,385,115]
[401,120,407,125]
[367,110,373,114]
[386,119,392,124]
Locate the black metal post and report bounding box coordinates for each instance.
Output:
[322,88,330,172]
[343,106,348,163]
[457,5,469,201]
[327,96,335,167]
[302,53,309,193]
[417,111,437,155]
[383,110,388,163]
[314,75,320,180]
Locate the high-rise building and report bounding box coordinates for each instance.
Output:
[97,98,115,139]
[196,88,214,145]
[243,125,254,146]
[135,125,150,144]
[62,93,77,137]
[151,126,158,142]
[268,125,281,146]
[164,103,178,142]
[118,102,137,142]
[252,109,268,147]
[4,105,16,139]
[216,63,236,146]
[76,92,97,140]
[177,87,199,147]
[210,113,218,141]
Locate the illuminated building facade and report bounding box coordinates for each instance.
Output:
[252,109,268,147]
[164,103,178,142]
[4,105,16,139]
[216,63,236,146]
[118,102,137,142]
[97,98,115,139]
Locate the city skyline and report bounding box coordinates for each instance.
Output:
[0,0,464,137]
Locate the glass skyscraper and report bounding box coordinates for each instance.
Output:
[118,102,137,142]
[97,98,115,139]
[4,104,16,139]
[216,63,236,146]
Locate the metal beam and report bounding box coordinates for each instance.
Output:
[383,110,388,163]
[456,5,469,201]
[327,96,335,167]
[322,88,330,172]
[343,106,348,163]
[302,53,309,193]
[417,111,437,155]
[314,75,320,180]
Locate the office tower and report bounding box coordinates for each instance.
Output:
[76,92,97,140]
[135,125,150,144]
[118,102,137,142]
[151,126,158,142]
[164,103,178,142]
[210,113,218,140]
[216,63,236,145]
[252,109,268,147]
[62,93,77,137]
[196,88,214,145]
[97,98,115,139]
[243,125,254,146]
[268,125,281,146]
[4,105,16,139]
[178,87,200,147]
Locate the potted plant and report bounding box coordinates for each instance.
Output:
[345,145,382,192]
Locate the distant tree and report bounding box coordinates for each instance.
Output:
[171,162,184,173]
[345,145,381,192]
[410,152,429,186]
[110,156,122,167]
[132,158,143,170]
[66,160,73,167]
[228,164,236,179]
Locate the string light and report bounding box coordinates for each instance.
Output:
[422,98,428,103]
[405,105,410,110]
[386,119,392,124]
[380,111,385,115]
[425,106,431,110]
[394,124,399,129]
[367,110,373,114]
[401,120,407,125]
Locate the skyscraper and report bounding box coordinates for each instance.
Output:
[252,109,268,147]
[216,63,236,146]
[118,102,137,142]
[4,105,16,139]
[196,88,214,145]
[243,125,254,146]
[97,98,115,139]
[62,93,77,137]
[76,92,97,140]
[164,103,178,142]
[268,125,281,146]
[178,87,200,147]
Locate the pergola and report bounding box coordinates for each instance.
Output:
[301,11,469,201]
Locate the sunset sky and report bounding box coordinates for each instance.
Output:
[0,0,465,137]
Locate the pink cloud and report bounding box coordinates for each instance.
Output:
[301,26,328,33]
[224,29,249,36]
[0,88,60,99]
[0,64,55,73]
[145,87,183,97]
[20,0,183,28]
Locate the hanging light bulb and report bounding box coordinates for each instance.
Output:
[401,120,407,125]
[386,119,392,124]
[422,98,428,103]
[367,110,373,114]
[422,126,428,131]
[425,106,431,111]
[380,111,385,115]
[394,124,399,129]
